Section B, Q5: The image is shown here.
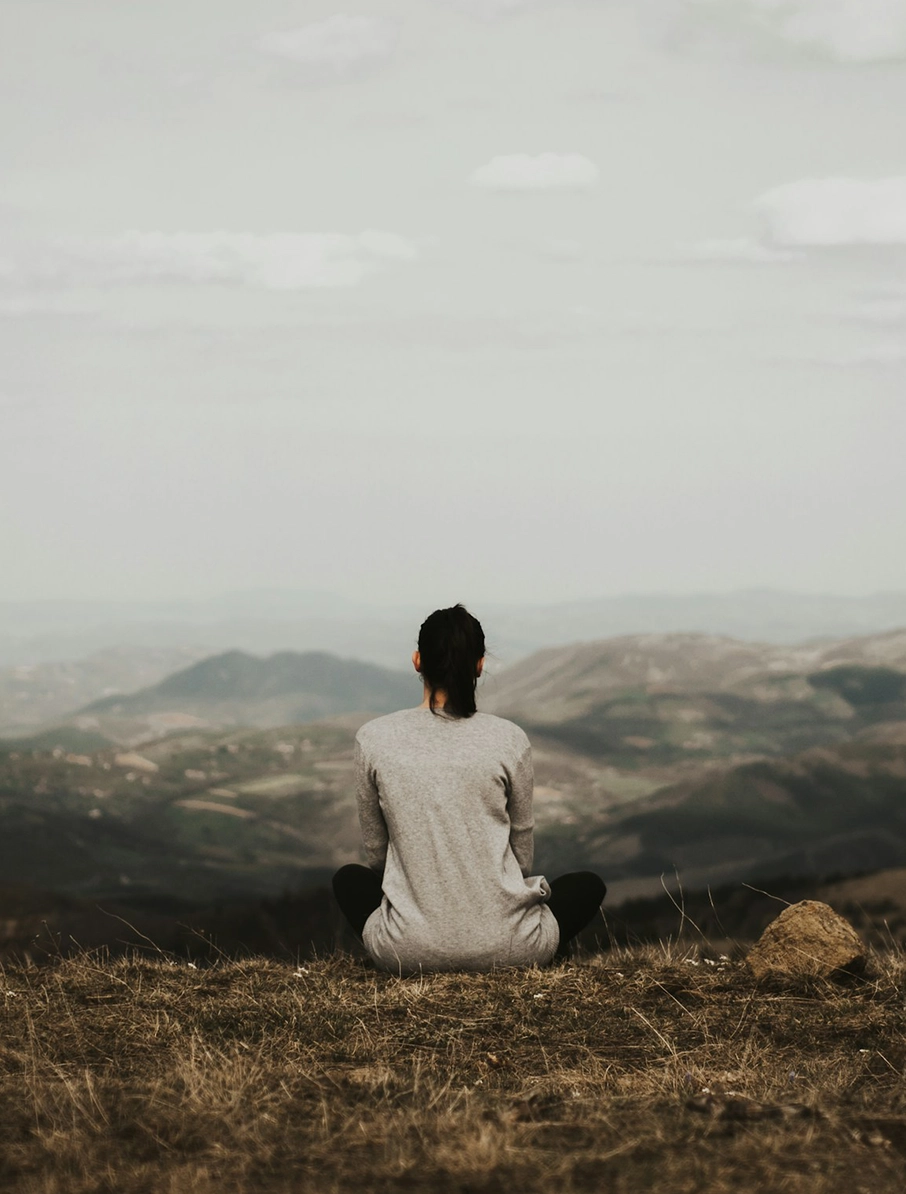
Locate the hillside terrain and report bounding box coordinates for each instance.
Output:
[581,730,906,890]
[2,628,906,958]
[2,946,905,1193]
[3,714,906,957]
[485,632,906,892]
[0,718,365,908]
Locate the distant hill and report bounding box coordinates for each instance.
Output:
[483,629,906,719]
[0,645,209,739]
[482,629,906,767]
[75,649,420,737]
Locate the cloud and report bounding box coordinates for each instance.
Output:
[808,343,906,367]
[848,296,906,325]
[470,153,599,191]
[9,231,418,292]
[684,236,803,263]
[675,0,906,63]
[0,294,99,318]
[537,237,585,261]
[754,178,906,246]
[258,14,398,78]
[439,0,539,18]
[684,178,906,269]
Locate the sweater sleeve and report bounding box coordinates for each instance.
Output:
[505,738,535,877]
[354,735,388,875]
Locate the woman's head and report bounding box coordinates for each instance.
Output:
[413,604,485,719]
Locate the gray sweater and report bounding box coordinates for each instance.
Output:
[354,707,559,973]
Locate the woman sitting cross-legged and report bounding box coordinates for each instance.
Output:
[332,603,606,974]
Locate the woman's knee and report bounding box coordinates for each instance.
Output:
[332,863,375,891]
[550,871,607,903]
[575,871,607,903]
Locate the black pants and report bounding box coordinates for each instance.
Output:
[332,864,606,961]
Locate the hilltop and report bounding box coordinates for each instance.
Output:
[71,649,420,743]
[1,944,905,1193]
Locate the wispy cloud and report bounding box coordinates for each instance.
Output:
[755,178,906,246]
[846,294,906,325]
[470,153,599,191]
[685,178,906,267]
[0,294,100,318]
[440,0,539,18]
[675,0,906,63]
[7,231,418,292]
[258,14,398,78]
[537,238,586,261]
[683,237,803,264]
[806,343,906,367]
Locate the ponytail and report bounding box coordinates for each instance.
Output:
[417,604,485,719]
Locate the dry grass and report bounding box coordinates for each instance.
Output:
[1,943,905,1193]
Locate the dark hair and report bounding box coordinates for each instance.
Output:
[417,604,486,719]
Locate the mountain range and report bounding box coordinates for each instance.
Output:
[2,625,906,955]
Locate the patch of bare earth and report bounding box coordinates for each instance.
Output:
[1,946,905,1193]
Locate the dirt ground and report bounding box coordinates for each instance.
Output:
[1,944,905,1193]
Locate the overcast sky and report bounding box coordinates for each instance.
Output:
[2,0,905,607]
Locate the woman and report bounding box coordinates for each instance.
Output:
[332,604,606,973]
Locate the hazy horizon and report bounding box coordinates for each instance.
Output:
[3,1,904,607]
[5,581,906,612]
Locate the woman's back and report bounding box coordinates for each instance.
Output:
[354,707,559,973]
[332,603,604,972]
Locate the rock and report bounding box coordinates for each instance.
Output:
[747,900,865,980]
